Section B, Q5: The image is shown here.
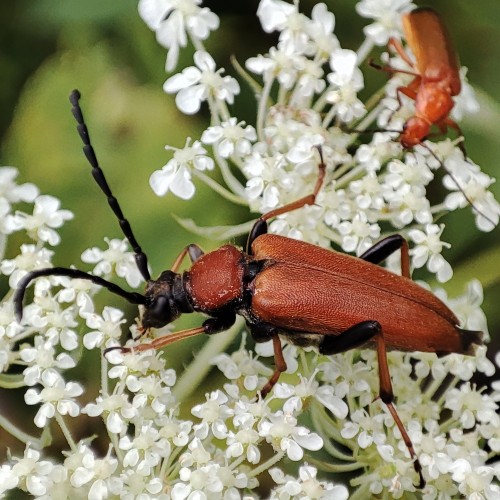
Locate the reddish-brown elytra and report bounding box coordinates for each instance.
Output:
[15,90,484,489]
[372,7,462,148]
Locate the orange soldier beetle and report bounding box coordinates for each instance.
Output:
[370,7,498,231]
[372,7,462,149]
[15,90,484,488]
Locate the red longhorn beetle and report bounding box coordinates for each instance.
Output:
[15,90,483,488]
[373,7,462,148]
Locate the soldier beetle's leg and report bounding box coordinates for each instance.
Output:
[388,37,416,68]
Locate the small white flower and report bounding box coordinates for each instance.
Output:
[326,49,365,122]
[452,67,480,121]
[164,50,239,114]
[21,336,76,386]
[247,46,302,89]
[274,373,349,420]
[83,306,126,349]
[119,422,170,475]
[0,244,53,288]
[258,410,323,461]
[356,0,414,45]
[269,464,349,500]
[449,459,500,499]
[138,0,219,71]
[212,341,272,392]
[447,279,489,334]
[307,3,339,59]
[445,383,499,429]
[225,425,261,464]
[0,464,18,494]
[201,118,256,158]
[9,195,73,245]
[191,390,234,439]
[81,238,144,288]
[83,393,137,434]
[11,447,54,496]
[257,0,297,35]
[408,223,452,282]
[150,138,214,199]
[119,468,163,498]
[443,166,500,232]
[0,167,39,207]
[24,370,83,427]
[337,212,381,254]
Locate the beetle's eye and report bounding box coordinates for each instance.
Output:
[149,296,170,322]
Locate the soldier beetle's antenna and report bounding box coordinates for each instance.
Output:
[421,143,497,230]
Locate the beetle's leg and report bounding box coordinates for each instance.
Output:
[171,244,204,272]
[373,326,425,489]
[369,37,419,79]
[247,149,326,253]
[319,320,425,488]
[437,117,466,156]
[203,312,237,335]
[395,80,420,107]
[247,322,287,398]
[360,234,410,278]
[108,325,207,353]
[387,81,420,125]
[369,60,420,80]
[387,37,416,69]
[319,320,380,355]
[260,335,287,399]
[110,312,236,354]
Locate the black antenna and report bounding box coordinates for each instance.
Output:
[422,144,497,230]
[14,268,146,321]
[69,90,151,281]
[14,90,152,322]
[348,125,496,229]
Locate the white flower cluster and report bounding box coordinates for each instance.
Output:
[145,0,499,278]
[1,0,499,498]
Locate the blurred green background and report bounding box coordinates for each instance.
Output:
[0,0,499,459]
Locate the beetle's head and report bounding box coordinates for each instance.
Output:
[400,117,430,148]
[142,270,183,330]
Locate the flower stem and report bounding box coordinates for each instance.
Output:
[55,413,77,451]
[173,318,243,401]
[247,451,285,478]
[0,413,51,448]
[193,170,248,205]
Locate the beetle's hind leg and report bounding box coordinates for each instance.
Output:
[360,234,410,278]
[246,148,326,253]
[319,321,425,489]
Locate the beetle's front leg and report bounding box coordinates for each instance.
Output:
[319,321,425,488]
[109,313,236,353]
[170,244,204,272]
[203,312,237,335]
